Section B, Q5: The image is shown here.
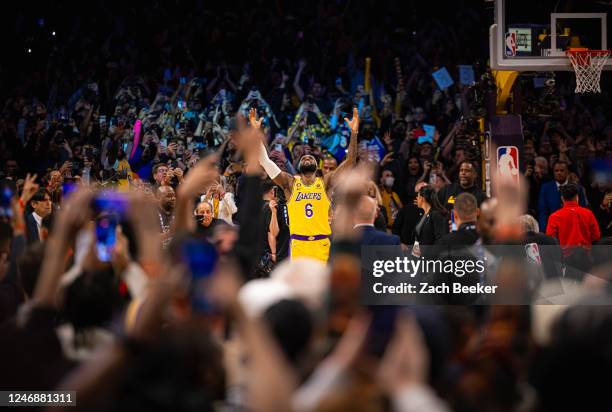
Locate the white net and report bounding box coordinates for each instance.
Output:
[566,50,610,93]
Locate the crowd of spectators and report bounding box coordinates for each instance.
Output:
[0,1,611,411]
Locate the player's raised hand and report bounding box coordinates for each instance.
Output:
[344,107,359,135]
[248,108,263,129]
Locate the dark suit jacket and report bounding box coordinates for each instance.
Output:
[358,225,401,246]
[426,223,480,260]
[415,210,449,246]
[392,204,422,245]
[429,223,481,304]
[538,181,587,231]
[25,213,40,245]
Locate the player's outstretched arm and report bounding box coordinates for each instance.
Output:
[325,107,359,189]
[247,108,294,193]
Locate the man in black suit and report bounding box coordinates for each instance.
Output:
[354,195,402,304]
[25,189,52,245]
[353,195,401,246]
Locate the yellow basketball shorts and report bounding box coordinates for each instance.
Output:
[289,234,331,262]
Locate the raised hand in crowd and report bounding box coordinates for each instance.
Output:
[344,106,360,135]
[248,107,263,129]
[19,173,39,205]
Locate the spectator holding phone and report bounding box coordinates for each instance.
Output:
[201,178,237,225]
[194,200,223,238]
[152,163,169,189]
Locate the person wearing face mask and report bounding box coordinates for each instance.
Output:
[379,169,403,231]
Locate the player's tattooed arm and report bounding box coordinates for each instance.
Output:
[273,171,294,198]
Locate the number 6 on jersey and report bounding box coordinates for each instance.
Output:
[305,203,313,218]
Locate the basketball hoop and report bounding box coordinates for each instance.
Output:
[566,48,611,93]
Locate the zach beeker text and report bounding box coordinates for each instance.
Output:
[372,282,498,295]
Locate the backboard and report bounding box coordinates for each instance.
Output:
[490,0,611,71]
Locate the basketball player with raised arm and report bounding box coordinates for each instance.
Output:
[252,107,359,262]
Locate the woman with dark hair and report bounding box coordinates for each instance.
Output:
[414,185,449,247]
[402,156,423,200]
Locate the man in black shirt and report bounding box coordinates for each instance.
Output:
[437,161,485,211]
[435,192,480,248]
[428,193,481,304]
[194,200,223,238]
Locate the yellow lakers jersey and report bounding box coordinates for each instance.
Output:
[287,176,331,237]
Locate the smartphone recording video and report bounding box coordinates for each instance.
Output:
[95,214,118,262]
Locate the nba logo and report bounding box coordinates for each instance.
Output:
[505,32,517,56]
[497,146,519,184]
[525,243,542,265]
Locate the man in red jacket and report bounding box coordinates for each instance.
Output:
[546,183,601,279]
